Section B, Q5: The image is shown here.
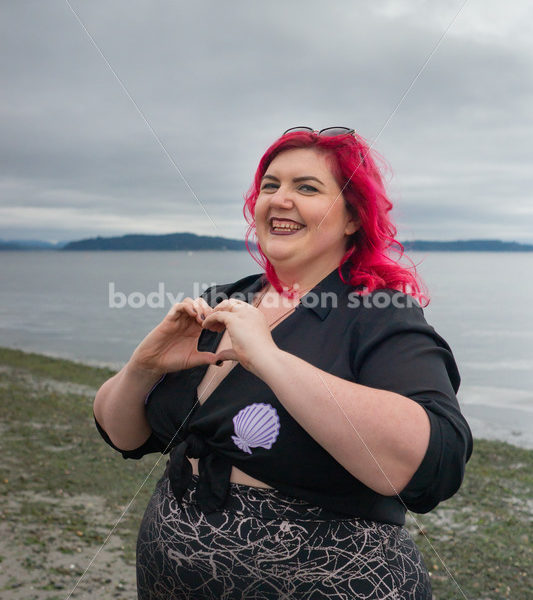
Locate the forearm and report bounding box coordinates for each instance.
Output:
[253,349,431,496]
[93,362,162,450]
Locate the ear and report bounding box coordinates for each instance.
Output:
[344,218,359,236]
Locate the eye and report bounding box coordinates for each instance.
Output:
[261,182,279,191]
[298,184,318,193]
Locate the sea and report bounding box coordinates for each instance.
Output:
[1,250,532,449]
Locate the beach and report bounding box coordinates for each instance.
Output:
[0,346,531,599]
[2,250,532,450]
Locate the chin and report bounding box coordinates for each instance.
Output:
[262,250,292,266]
[261,239,298,259]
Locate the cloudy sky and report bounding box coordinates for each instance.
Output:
[1,0,532,243]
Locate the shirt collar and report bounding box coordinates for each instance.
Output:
[234,264,356,321]
[299,263,353,321]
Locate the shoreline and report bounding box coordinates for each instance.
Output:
[0,346,531,598]
[1,343,531,451]
[0,344,126,373]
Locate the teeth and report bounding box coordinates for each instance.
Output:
[271,220,303,231]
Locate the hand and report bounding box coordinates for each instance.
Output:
[201,299,279,374]
[129,296,218,376]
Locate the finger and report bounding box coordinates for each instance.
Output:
[167,301,187,319]
[167,298,197,321]
[195,297,213,320]
[191,298,211,323]
[202,310,232,332]
[212,298,246,312]
[212,299,232,311]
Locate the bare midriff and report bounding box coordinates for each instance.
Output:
[191,288,299,490]
[188,457,273,488]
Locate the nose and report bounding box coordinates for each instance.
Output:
[268,185,295,209]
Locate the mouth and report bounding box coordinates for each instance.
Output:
[269,217,306,235]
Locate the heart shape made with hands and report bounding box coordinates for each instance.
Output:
[200,285,306,369]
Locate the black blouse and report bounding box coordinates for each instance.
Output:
[95,265,473,526]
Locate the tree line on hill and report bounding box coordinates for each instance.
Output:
[1,233,533,252]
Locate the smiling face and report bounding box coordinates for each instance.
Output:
[254,147,359,286]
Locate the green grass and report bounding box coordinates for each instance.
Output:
[406,438,532,598]
[0,346,531,599]
[0,346,115,387]
[0,347,163,577]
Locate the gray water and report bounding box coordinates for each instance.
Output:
[1,250,532,448]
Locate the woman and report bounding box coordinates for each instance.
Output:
[94,127,473,599]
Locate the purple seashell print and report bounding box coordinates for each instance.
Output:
[231,403,280,454]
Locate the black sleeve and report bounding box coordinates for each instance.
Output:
[93,413,166,459]
[352,294,473,513]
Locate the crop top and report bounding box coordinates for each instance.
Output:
[94,264,473,526]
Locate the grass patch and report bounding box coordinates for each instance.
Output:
[0,346,531,598]
[0,346,115,387]
[0,347,164,597]
[406,438,532,598]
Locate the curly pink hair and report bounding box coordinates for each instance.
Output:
[243,130,429,307]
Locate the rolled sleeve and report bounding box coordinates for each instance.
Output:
[398,408,472,512]
[352,295,473,512]
[93,414,166,459]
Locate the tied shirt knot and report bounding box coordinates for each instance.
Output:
[168,431,233,514]
[182,431,210,458]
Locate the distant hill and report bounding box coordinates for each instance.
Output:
[0,239,66,250]
[58,235,533,252]
[2,234,533,252]
[0,241,24,250]
[62,232,249,251]
[401,239,533,252]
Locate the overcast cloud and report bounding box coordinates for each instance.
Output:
[1,0,532,243]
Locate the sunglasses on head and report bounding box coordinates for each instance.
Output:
[282,126,366,165]
[282,126,355,137]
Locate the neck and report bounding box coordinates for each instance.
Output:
[270,261,340,295]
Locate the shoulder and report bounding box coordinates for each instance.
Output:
[347,287,425,326]
[347,288,461,392]
[348,287,421,308]
[311,268,423,319]
[348,287,455,363]
[201,273,264,307]
[346,286,442,346]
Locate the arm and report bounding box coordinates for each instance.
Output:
[252,349,430,496]
[93,363,162,451]
[93,295,217,452]
[203,297,472,505]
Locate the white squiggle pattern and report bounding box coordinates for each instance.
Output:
[136,474,432,599]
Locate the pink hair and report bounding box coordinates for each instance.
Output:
[243,130,430,307]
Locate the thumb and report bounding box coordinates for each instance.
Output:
[214,348,238,364]
[187,351,218,368]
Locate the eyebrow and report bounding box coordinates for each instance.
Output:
[261,174,325,186]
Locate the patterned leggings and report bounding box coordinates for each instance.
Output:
[136,471,432,599]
